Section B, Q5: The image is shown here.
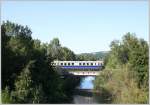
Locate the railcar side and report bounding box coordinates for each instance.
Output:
[51,61,103,70]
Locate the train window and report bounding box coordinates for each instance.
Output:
[61,63,63,66]
[68,63,70,66]
[83,63,85,65]
[91,63,93,65]
[79,63,81,65]
[64,63,66,66]
[87,63,89,65]
[72,63,74,65]
[95,63,96,65]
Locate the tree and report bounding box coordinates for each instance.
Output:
[61,47,76,61]
[47,38,77,61]
[1,21,81,103]
[124,34,148,87]
[1,21,33,90]
[12,60,35,103]
[94,32,149,103]
[47,38,61,60]
[76,54,97,61]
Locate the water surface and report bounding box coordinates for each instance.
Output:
[79,76,95,89]
[73,76,99,104]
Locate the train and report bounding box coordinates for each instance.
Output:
[51,60,104,69]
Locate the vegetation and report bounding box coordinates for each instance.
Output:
[1,21,80,103]
[47,38,76,61]
[76,51,108,61]
[1,21,148,104]
[94,33,149,103]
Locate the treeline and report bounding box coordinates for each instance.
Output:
[77,51,108,61]
[1,21,81,103]
[94,33,149,103]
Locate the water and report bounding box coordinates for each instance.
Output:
[80,76,95,89]
[73,76,100,104]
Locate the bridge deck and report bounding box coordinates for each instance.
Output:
[69,71,100,76]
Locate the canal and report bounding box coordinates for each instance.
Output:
[73,76,100,104]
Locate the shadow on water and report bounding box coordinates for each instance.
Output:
[74,89,93,97]
[93,88,113,104]
[73,88,112,104]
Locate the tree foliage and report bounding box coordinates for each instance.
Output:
[94,32,149,103]
[1,21,33,90]
[1,21,80,103]
[76,52,108,61]
[47,38,76,61]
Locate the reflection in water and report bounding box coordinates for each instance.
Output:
[73,76,112,104]
[73,76,100,104]
[80,76,95,89]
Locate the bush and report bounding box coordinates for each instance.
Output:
[94,66,148,103]
[1,87,13,103]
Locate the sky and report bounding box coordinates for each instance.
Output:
[1,1,149,54]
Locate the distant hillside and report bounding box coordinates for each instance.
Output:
[77,51,109,61]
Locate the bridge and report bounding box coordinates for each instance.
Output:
[69,71,100,76]
[51,61,104,76]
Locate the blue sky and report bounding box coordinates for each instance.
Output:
[1,1,148,54]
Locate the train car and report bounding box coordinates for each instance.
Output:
[51,60,104,70]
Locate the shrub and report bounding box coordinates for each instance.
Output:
[1,87,13,103]
[94,65,149,103]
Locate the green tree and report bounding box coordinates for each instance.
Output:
[1,21,33,90]
[47,38,62,60]
[122,33,149,87]
[1,21,81,104]
[61,47,76,60]
[12,61,35,103]
[94,32,149,103]
[47,38,77,61]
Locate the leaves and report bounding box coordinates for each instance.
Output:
[94,32,149,103]
[2,21,81,103]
